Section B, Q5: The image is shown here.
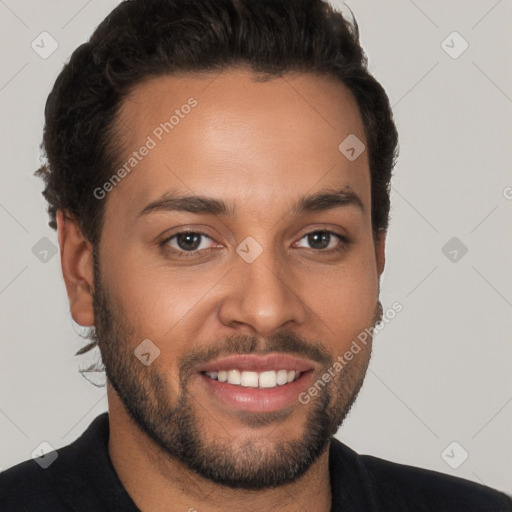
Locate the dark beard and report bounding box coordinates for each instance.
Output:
[89,252,380,489]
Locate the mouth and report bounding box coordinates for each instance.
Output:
[196,354,316,413]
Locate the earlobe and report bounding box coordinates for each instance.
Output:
[56,210,95,327]
[375,230,386,277]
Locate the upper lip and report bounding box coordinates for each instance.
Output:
[198,354,316,373]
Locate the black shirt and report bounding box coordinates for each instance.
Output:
[1,413,511,511]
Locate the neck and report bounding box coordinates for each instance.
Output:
[107,388,332,512]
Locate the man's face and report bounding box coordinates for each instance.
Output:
[91,69,385,488]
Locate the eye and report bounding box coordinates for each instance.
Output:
[295,230,348,252]
[161,231,216,257]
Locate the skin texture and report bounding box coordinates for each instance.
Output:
[58,68,386,512]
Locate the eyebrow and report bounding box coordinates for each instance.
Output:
[137,187,364,218]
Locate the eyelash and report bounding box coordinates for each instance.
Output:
[159,229,351,259]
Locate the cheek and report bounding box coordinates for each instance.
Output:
[305,251,379,345]
[103,247,222,349]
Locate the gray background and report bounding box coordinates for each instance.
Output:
[1,0,511,496]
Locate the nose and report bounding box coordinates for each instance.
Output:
[218,246,308,337]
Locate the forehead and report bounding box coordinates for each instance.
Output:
[108,68,370,223]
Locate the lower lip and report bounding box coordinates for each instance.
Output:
[198,371,314,413]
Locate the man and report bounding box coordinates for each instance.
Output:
[0,0,510,510]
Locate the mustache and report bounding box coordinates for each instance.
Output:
[180,331,333,378]
[179,300,384,380]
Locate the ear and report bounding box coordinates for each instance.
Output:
[57,210,95,326]
[374,229,386,277]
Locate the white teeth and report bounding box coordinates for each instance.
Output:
[205,369,301,388]
[227,369,241,385]
[259,370,277,388]
[240,371,259,387]
[276,369,288,385]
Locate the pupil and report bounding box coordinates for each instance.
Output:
[308,231,330,249]
[177,233,201,251]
